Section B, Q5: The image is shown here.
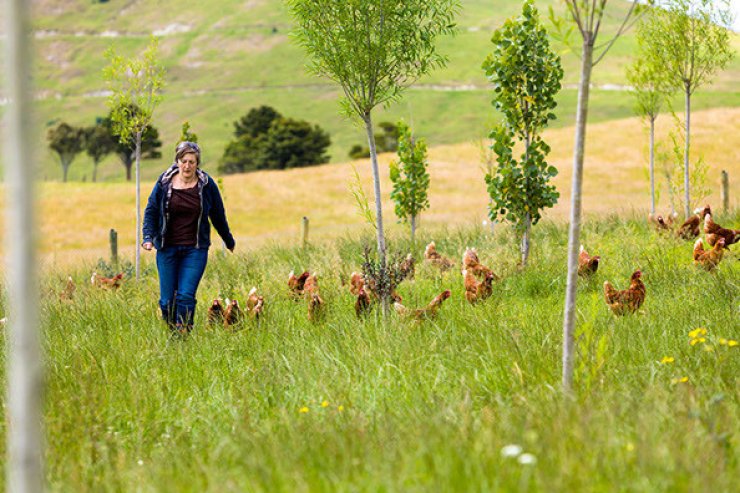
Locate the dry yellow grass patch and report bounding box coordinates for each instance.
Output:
[0,107,737,267]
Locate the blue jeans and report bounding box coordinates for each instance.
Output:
[156,246,208,329]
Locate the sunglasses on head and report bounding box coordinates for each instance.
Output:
[176,141,201,154]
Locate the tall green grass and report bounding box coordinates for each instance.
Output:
[1,213,738,491]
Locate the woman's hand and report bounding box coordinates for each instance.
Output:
[142,242,153,251]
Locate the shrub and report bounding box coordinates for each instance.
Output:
[220,106,331,173]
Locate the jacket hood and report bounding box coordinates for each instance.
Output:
[159,163,209,186]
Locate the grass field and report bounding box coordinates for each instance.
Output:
[1,213,737,491]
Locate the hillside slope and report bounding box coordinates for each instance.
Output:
[0,0,738,181]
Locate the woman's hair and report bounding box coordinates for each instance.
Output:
[175,141,201,165]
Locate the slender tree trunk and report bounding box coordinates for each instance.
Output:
[562,35,594,394]
[649,116,655,214]
[126,162,132,181]
[521,213,531,267]
[683,87,691,218]
[488,199,495,234]
[522,133,531,267]
[62,161,69,182]
[93,160,98,183]
[363,112,388,318]
[135,130,142,281]
[410,214,417,246]
[4,0,44,490]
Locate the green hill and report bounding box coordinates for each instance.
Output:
[2,0,739,181]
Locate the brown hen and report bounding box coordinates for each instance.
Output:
[676,205,711,240]
[693,238,725,271]
[462,247,498,279]
[394,290,452,321]
[424,242,455,272]
[355,287,372,318]
[578,245,600,277]
[91,271,124,290]
[246,287,265,321]
[603,270,646,315]
[207,298,225,325]
[463,270,495,304]
[288,270,310,297]
[703,214,739,248]
[223,299,243,329]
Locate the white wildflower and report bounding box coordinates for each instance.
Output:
[518,453,537,465]
[500,444,523,458]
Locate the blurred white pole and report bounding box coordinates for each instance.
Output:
[4,0,44,491]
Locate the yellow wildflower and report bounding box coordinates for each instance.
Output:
[689,328,708,338]
[719,338,727,345]
[299,406,309,414]
[321,401,329,408]
[338,405,344,412]
[728,340,738,347]
[660,356,675,364]
[671,376,689,384]
[689,337,706,346]
[625,442,635,452]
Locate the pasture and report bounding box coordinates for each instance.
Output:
[3,214,738,491]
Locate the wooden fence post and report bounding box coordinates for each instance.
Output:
[109,228,118,267]
[302,216,309,248]
[720,170,729,213]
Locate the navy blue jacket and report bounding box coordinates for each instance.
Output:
[143,164,235,250]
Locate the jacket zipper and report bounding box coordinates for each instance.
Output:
[195,182,203,249]
[161,186,169,249]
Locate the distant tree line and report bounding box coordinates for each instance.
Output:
[46,104,161,182]
[48,104,334,181]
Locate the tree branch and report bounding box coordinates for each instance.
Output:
[593,0,639,66]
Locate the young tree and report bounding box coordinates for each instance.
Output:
[558,1,644,393]
[626,57,668,215]
[638,0,734,218]
[482,0,562,268]
[288,0,459,315]
[180,121,199,143]
[47,122,85,182]
[389,122,430,244]
[103,36,165,280]
[83,121,117,182]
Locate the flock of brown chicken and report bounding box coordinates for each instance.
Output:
[583,204,738,316]
[649,204,738,271]
[207,287,265,329]
[55,204,736,328]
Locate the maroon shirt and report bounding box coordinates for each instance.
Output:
[164,186,200,246]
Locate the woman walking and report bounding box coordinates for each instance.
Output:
[142,141,235,335]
